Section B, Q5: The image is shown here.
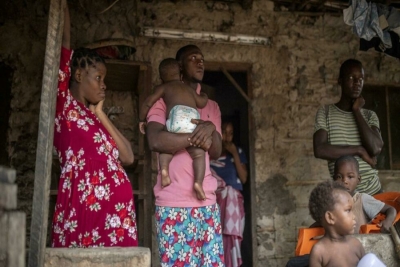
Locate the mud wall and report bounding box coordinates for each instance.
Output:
[1,0,400,266]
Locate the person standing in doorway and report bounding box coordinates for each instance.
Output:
[313,59,384,195]
[211,121,247,267]
[145,45,225,266]
[211,121,247,190]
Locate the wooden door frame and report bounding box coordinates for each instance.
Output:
[137,62,153,248]
[28,0,65,266]
[205,61,257,267]
[102,59,154,247]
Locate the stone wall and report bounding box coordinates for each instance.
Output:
[0,0,49,247]
[44,247,151,267]
[1,0,400,266]
[0,166,26,267]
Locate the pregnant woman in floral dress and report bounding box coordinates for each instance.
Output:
[51,3,137,247]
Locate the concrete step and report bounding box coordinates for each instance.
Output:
[44,247,151,267]
[355,234,399,267]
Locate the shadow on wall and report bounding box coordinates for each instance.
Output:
[258,174,296,216]
[0,62,13,167]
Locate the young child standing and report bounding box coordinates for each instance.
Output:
[308,181,365,266]
[333,155,397,233]
[139,58,209,200]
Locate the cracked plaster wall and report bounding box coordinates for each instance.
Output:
[2,0,400,266]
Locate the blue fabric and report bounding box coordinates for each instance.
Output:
[345,0,400,49]
[210,147,247,191]
[352,0,391,47]
[376,3,400,31]
[155,205,224,267]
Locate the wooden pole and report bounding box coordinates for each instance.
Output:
[299,1,312,11]
[220,66,251,104]
[28,0,65,266]
[385,87,393,170]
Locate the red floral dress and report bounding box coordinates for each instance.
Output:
[51,47,138,247]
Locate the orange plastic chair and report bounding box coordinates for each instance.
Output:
[295,227,325,256]
[360,192,400,234]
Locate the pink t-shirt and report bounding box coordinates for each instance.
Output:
[147,83,222,207]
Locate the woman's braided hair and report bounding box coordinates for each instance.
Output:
[70,48,105,83]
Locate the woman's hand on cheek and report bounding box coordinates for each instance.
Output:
[223,141,236,154]
[89,100,105,118]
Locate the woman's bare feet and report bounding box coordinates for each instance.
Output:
[193,182,206,200]
[161,169,171,188]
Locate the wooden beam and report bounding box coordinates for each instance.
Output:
[385,87,393,170]
[299,0,312,11]
[220,66,251,103]
[275,11,339,16]
[286,180,322,186]
[317,0,328,11]
[245,66,258,267]
[272,0,350,13]
[28,0,65,266]
[241,0,253,9]
[206,61,252,72]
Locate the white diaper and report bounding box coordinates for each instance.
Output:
[166,105,200,133]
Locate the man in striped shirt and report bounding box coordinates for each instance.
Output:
[313,59,384,195]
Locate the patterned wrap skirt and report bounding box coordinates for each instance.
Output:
[155,204,225,267]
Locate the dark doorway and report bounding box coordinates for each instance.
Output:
[0,62,13,167]
[363,85,400,170]
[203,66,253,267]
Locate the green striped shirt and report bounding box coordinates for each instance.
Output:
[314,104,381,195]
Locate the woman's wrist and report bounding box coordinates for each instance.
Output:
[95,110,107,120]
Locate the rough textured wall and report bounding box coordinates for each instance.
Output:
[0,0,49,245]
[131,1,400,266]
[2,0,400,266]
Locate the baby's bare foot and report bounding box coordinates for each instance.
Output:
[161,169,171,188]
[193,182,206,200]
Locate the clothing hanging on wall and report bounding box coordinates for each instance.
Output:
[360,30,400,59]
[343,0,400,58]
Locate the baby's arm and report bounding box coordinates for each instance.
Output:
[193,90,208,109]
[139,85,165,134]
[379,204,397,233]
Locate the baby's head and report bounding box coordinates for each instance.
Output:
[159,58,180,83]
[333,155,360,195]
[309,181,355,234]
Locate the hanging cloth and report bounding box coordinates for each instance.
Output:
[343,0,392,48]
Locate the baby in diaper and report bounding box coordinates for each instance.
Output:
[139,58,208,200]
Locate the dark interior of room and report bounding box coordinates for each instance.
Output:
[202,70,252,266]
[0,62,13,167]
